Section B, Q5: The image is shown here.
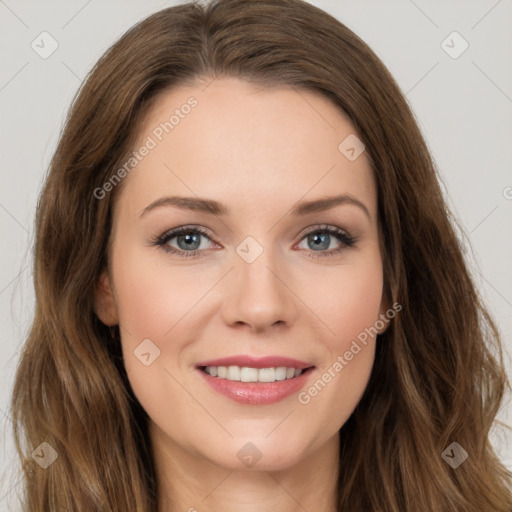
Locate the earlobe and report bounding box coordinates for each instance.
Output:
[94,270,119,326]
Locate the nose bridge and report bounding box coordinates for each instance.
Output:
[221,234,296,330]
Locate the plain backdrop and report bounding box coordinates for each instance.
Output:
[1,0,511,508]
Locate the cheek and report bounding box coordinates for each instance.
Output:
[295,254,383,421]
[112,253,198,438]
[334,269,383,341]
[111,244,202,339]
[310,253,384,349]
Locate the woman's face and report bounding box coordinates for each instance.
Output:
[96,76,388,471]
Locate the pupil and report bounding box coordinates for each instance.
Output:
[310,233,328,250]
[180,233,199,250]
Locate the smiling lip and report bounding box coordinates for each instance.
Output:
[195,354,315,405]
[195,355,313,369]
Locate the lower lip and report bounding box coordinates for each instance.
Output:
[197,367,315,405]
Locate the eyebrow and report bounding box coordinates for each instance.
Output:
[139,194,371,220]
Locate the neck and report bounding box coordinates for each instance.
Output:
[150,422,340,512]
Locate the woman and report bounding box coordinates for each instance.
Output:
[9,0,512,510]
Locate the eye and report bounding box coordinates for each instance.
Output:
[151,225,215,259]
[295,224,357,258]
[150,224,357,259]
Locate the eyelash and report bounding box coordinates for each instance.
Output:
[150,224,357,260]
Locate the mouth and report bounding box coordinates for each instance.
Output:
[195,355,316,405]
[198,365,312,383]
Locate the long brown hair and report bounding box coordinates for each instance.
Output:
[9,0,512,510]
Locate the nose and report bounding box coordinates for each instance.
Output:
[220,247,298,333]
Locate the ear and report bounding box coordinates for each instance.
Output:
[94,270,119,326]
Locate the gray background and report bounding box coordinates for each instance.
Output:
[1,0,511,508]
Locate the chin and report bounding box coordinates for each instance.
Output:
[198,434,313,472]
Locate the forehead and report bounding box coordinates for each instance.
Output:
[116,76,376,220]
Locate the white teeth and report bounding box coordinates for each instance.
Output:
[203,365,304,382]
[226,365,240,381]
[240,367,258,382]
[275,367,287,380]
[258,367,276,383]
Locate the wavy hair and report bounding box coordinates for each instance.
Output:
[9,0,512,510]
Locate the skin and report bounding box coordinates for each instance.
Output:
[95,76,389,512]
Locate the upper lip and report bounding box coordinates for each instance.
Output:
[196,355,314,370]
